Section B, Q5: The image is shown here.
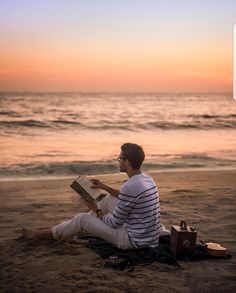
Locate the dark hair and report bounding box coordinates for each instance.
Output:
[121,143,145,169]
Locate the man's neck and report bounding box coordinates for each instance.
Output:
[127,169,142,178]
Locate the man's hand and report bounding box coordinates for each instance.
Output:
[90,179,106,190]
[84,200,97,213]
[90,178,120,198]
[83,200,105,220]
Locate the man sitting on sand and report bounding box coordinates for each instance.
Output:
[22,143,163,249]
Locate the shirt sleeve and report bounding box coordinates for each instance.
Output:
[103,185,136,228]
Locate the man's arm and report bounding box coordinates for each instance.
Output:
[103,186,135,229]
[90,179,119,197]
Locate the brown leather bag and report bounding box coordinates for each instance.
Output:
[170,220,197,256]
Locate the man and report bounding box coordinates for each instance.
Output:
[22,143,162,249]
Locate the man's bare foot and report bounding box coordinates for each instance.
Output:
[21,228,39,239]
[21,228,53,239]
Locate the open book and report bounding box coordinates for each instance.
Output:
[71,176,107,202]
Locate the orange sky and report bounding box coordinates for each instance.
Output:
[0,1,234,92]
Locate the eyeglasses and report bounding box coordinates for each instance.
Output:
[117,156,126,162]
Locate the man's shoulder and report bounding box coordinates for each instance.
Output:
[128,173,155,185]
[122,173,156,195]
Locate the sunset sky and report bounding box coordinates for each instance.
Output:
[0,0,235,92]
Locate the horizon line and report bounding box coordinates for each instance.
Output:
[0,90,233,95]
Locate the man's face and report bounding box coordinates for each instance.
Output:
[118,151,127,172]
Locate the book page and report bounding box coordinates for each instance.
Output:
[76,176,102,199]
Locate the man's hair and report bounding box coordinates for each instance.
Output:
[121,143,145,169]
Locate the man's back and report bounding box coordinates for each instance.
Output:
[104,173,161,248]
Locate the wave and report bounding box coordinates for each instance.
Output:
[1,118,236,131]
[52,119,83,126]
[136,120,236,130]
[0,111,17,116]
[0,161,119,178]
[0,111,23,118]
[1,155,236,179]
[187,114,236,119]
[0,119,50,128]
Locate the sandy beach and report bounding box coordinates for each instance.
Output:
[0,169,236,292]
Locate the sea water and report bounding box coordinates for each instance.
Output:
[0,92,236,178]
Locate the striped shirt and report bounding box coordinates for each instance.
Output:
[103,173,161,248]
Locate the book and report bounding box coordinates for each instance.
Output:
[71,176,107,202]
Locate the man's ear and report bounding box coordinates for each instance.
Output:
[125,159,131,168]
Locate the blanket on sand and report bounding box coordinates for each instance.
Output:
[81,235,231,271]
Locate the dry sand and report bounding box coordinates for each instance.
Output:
[0,169,236,293]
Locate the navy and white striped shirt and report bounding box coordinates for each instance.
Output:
[103,173,161,248]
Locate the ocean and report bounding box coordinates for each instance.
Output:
[0,92,236,179]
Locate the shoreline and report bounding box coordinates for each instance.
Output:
[0,166,236,182]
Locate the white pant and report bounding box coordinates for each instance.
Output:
[51,195,134,250]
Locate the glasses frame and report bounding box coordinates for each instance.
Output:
[117,156,126,162]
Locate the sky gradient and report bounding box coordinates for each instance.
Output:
[0,0,235,92]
